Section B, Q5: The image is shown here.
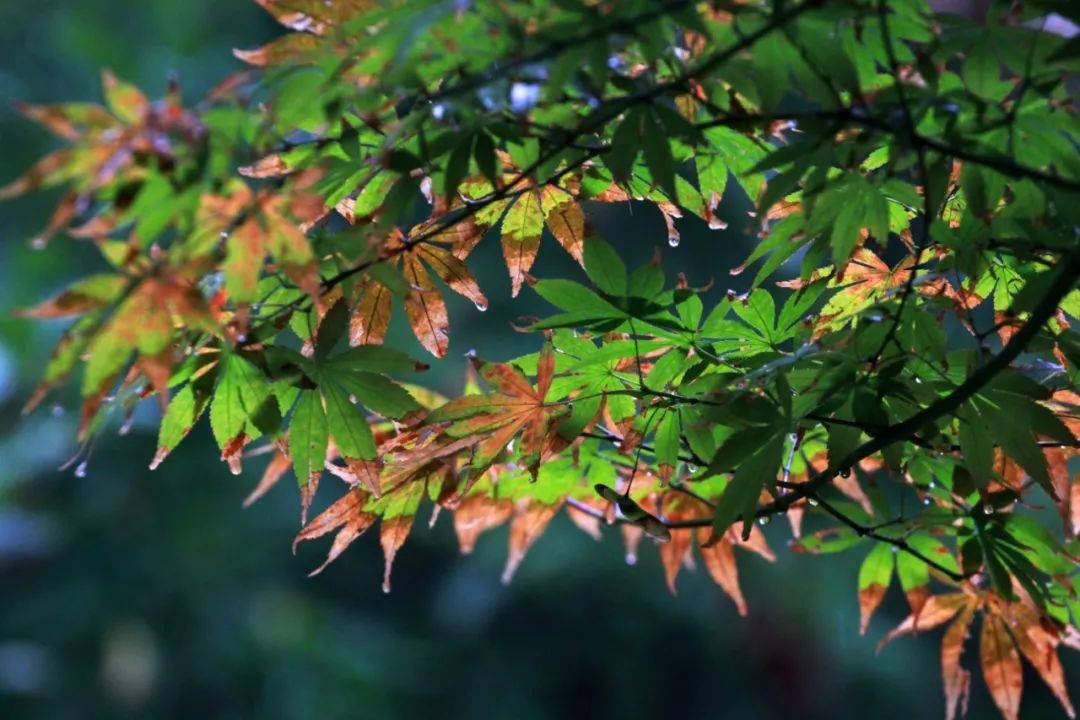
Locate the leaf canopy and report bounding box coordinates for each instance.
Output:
[5,1,1080,717]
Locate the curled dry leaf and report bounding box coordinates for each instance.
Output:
[698,528,746,615]
[453,494,514,554]
[293,487,376,576]
[380,515,414,593]
[501,499,561,585]
[942,608,974,720]
[243,447,292,508]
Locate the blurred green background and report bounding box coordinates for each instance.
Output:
[0,2,1074,718]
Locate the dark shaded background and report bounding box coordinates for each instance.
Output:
[0,2,1074,718]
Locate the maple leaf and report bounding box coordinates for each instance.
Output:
[652,491,774,613]
[292,487,377,576]
[501,498,562,584]
[453,490,514,554]
[463,167,590,297]
[349,226,488,358]
[879,589,1077,720]
[1,70,203,248]
[427,343,568,480]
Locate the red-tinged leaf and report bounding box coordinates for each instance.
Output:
[877,593,967,651]
[380,514,414,593]
[136,350,173,410]
[418,244,488,311]
[17,274,127,319]
[980,614,1023,720]
[501,190,544,297]
[31,190,81,247]
[244,448,292,508]
[1071,479,1080,539]
[221,432,250,476]
[858,543,894,635]
[350,279,392,346]
[233,33,321,67]
[728,522,776,561]
[403,255,450,358]
[659,202,682,248]
[430,394,533,423]
[445,217,485,260]
[943,608,975,720]
[428,348,566,479]
[474,355,537,399]
[338,458,383,498]
[833,470,875,515]
[293,487,376,576]
[698,527,747,615]
[501,499,561,584]
[660,494,696,594]
[470,413,530,465]
[453,494,514,553]
[299,472,320,525]
[535,342,555,400]
[1043,446,1074,535]
[1001,600,1076,718]
[543,197,586,265]
[906,586,932,621]
[13,101,112,141]
[0,149,73,199]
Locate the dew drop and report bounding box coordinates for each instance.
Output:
[74,461,88,478]
[839,468,851,478]
[51,404,65,417]
[474,301,488,312]
[625,552,637,566]
[807,497,819,507]
[687,464,697,473]
[30,236,46,251]
[922,497,931,505]
[757,517,769,526]
[668,235,680,248]
[381,581,391,594]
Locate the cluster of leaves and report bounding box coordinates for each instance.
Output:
[5,1,1080,717]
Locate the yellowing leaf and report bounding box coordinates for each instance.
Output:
[501,190,544,297]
